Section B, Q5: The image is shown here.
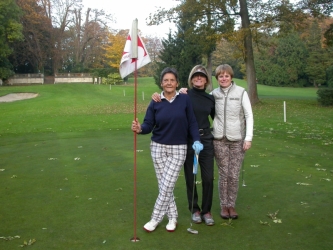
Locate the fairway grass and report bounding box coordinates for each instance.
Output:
[0,81,332,250]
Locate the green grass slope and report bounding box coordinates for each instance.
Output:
[0,80,332,250]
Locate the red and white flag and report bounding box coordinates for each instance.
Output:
[119,29,151,79]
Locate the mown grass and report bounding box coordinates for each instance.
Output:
[0,80,332,250]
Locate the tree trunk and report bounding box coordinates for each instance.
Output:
[207,51,213,92]
[239,0,259,105]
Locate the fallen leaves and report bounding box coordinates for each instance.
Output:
[20,238,36,247]
[0,235,20,241]
[220,218,234,228]
[296,182,312,185]
[250,165,259,168]
[0,236,36,248]
[296,163,332,186]
[267,210,282,224]
[260,220,270,226]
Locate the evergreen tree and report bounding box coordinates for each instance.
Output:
[327,65,333,87]
[255,32,308,87]
[324,23,333,47]
[154,22,202,89]
[304,20,328,86]
[275,33,308,86]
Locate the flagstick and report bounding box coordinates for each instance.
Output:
[130,18,140,243]
[119,17,150,242]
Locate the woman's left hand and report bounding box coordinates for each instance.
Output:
[152,92,161,102]
[243,141,251,151]
[179,88,188,94]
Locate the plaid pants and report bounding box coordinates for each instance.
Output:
[150,141,187,222]
[214,138,244,208]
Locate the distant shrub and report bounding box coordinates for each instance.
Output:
[317,88,333,106]
[103,73,123,85]
[327,65,333,88]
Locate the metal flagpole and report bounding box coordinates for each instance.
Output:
[130,19,140,243]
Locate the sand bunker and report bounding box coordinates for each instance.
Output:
[0,93,39,103]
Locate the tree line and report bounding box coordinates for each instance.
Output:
[1,0,333,105]
[149,0,333,104]
[1,0,114,77]
[0,0,162,81]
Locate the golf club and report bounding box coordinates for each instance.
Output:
[242,156,246,187]
[187,153,199,234]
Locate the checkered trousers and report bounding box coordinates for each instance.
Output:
[149,141,187,222]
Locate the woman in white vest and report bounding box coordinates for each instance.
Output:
[211,64,253,219]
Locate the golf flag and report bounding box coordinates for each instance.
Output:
[119,27,151,79]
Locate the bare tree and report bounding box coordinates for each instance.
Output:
[71,8,111,70]
[39,0,82,73]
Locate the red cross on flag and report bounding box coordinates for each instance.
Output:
[119,23,151,79]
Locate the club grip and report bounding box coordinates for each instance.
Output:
[193,154,198,174]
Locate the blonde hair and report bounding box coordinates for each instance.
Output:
[188,65,210,88]
[215,64,234,79]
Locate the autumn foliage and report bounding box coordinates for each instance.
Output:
[104,30,128,70]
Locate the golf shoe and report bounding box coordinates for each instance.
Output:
[166,219,177,232]
[143,219,158,232]
[192,211,202,224]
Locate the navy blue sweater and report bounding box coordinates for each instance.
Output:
[141,94,200,145]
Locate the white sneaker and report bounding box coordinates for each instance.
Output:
[166,219,177,232]
[143,219,158,232]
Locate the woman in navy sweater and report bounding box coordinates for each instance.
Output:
[131,67,203,232]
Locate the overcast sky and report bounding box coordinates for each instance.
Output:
[81,0,177,38]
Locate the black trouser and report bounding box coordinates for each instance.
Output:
[184,135,214,215]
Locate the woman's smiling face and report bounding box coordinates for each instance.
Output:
[191,73,207,89]
[161,73,178,94]
[217,72,232,88]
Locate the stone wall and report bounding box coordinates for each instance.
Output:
[6,73,94,85]
[54,73,93,84]
[54,78,93,84]
[7,74,44,85]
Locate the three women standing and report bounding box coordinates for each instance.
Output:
[153,65,216,226]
